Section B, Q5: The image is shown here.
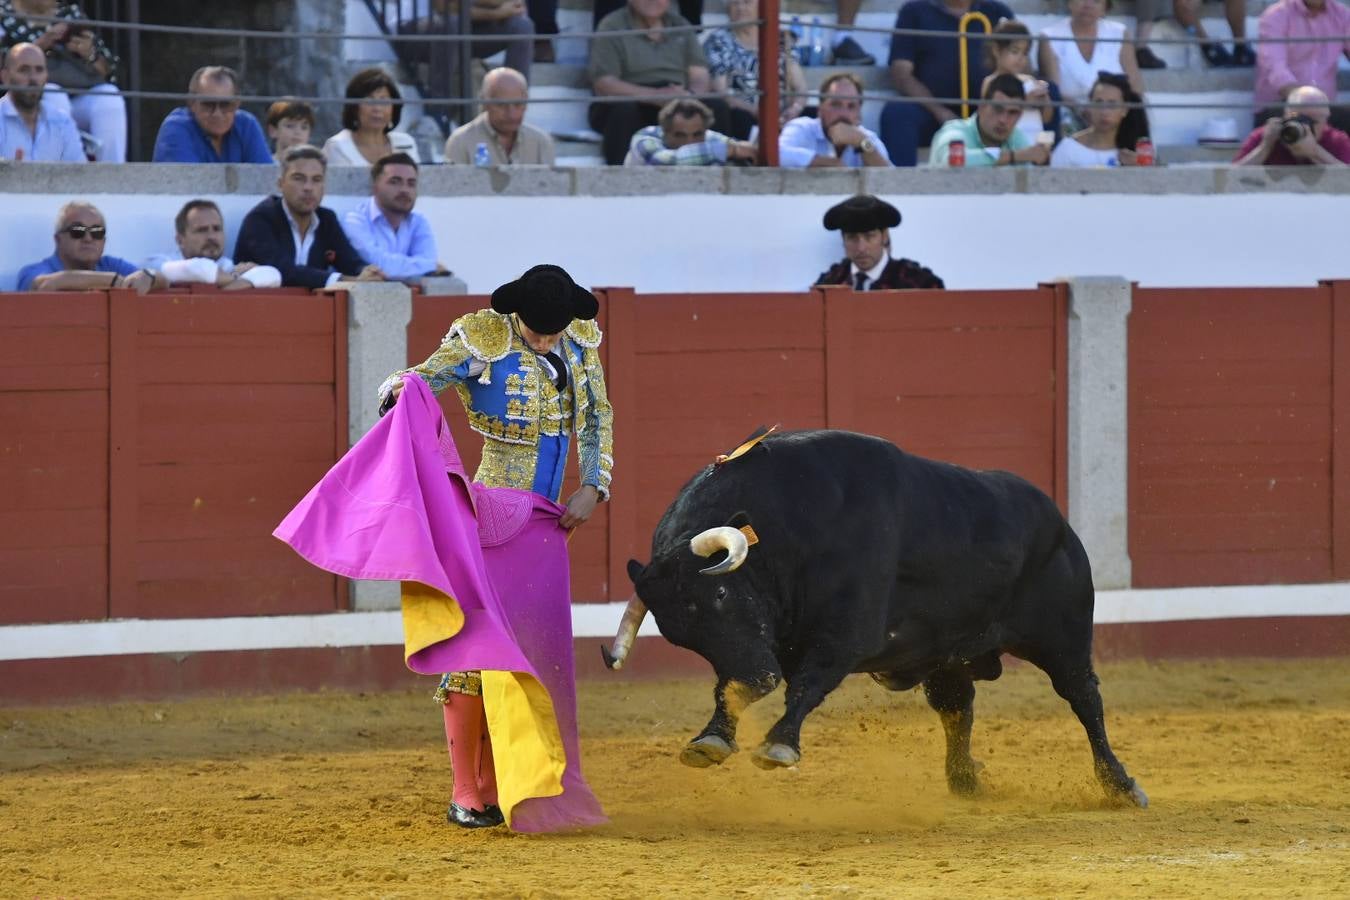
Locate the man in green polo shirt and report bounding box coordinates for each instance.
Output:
[928,74,1051,167]
[588,0,733,165]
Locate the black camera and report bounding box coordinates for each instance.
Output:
[1280,114,1315,145]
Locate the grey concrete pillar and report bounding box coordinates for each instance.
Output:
[346,282,413,611]
[419,275,469,296]
[1065,277,1133,590]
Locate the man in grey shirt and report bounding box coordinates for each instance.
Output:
[445,68,556,165]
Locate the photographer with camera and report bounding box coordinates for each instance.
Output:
[1234,86,1350,166]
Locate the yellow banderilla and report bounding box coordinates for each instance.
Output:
[957,11,992,118]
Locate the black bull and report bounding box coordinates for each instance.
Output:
[605,429,1147,807]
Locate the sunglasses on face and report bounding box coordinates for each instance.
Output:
[61,225,107,240]
[196,100,238,113]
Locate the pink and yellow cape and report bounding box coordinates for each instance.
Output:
[274,376,606,832]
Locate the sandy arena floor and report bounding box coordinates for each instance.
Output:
[2,658,1348,898]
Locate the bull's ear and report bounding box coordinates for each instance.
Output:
[626,559,646,584]
[726,510,753,530]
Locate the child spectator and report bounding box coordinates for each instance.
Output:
[980,21,1061,145]
[265,98,315,163]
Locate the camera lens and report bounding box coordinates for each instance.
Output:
[1280,120,1306,144]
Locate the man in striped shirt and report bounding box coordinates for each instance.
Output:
[624,98,755,166]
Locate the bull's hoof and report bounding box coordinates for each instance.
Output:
[1123,781,1149,809]
[679,735,737,768]
[946,758,985,796]
[751,742,800,770]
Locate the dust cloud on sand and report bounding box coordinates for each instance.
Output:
[2,659,1348,897]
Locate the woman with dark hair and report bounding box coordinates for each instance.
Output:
[322,68,420,166]
[1050,71,1151,166]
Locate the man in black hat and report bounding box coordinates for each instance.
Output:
[814,194,944,290]
[378,263,613,829]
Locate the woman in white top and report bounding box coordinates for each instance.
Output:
[1051,72,1152,167]
[323,68,420,166]
[1038,0,1143,125]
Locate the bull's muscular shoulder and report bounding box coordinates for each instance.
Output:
[814,260,851,286]
[566,318,603,349]
[449,309,512,361]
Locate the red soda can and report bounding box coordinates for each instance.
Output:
[948,139,966,167]
[1135,137,1154,166]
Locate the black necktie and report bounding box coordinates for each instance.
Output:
[853,271,868,291]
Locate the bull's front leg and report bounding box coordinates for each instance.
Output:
[753,664,851,770]
[681,675,779,768]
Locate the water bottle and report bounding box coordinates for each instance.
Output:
[808,17,826,67]
[789,16,806,66]
[474,142,491,167]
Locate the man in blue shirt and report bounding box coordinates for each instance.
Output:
[880,0,1015,166]
[151,65,272,163]
[342,152,446,284]
[18,201,162,292]
[0,43,85,162]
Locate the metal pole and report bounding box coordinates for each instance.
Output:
[757,0,780,167]
[457,0,472,127]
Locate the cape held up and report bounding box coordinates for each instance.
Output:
[273,375,606,832]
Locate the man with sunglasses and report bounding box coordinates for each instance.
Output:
[151,65,272,164]
[17,201,164,293]
[928,74,1050,167]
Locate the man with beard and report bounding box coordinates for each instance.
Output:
[342,153,445,285]
[0,43,84,162]
[928,74,1050,167]
[779,72,891,168]
[145,199,282,290]
[234,144,384,289]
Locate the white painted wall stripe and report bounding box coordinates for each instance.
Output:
[0,586,1347,662]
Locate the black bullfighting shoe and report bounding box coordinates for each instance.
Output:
[447,801,504,828]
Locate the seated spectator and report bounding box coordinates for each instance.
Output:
[444,67,555,164]
[234,145,385,289]
[980,22,1061,146]
[1255,0,1350,132]
[322,68,419,167]
[592,0,701,30]
[1174,0,1254,67]
[342,153,446,284]
[779,72,891,168]
[624,98,756,165]
[17,201,161,292]
[588,0,734,166]
[2,0,126,161]
[265,98,315,162]
[814,194,944,290]
[1038,0,1143,127]
[144,199,282,290]
[1051,72,1151,166]
[881,0,1014,167]
[704,0,809,135]
[151,66,272,163]
[0,42,84,161]
[400,0,534,86]
[928,74,1050,166]
[1234,85,1350,166]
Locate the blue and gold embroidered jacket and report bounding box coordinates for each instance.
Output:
[379,309,614,499]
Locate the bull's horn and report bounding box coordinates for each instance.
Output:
[689,526,749,575]
[601,596,648,671]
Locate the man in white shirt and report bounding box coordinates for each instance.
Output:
[0,43,85,162]
[342,153,445,284]
[779,73,892,169]
[147,199,282,290]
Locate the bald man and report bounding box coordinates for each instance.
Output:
[1235,85,1350,166]
[0,43,85,162]
[444,67,556,165]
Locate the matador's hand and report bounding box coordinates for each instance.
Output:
[559,485,600,529]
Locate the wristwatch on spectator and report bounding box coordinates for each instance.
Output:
[859,137,876,154]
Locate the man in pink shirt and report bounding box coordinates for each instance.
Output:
[1234,85,1350,165]
[1255,0,1350,130]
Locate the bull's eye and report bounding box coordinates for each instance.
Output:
[715,586,728,601]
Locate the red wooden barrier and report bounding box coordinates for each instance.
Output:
[1129,286,1333,587]
[0,288,347,625]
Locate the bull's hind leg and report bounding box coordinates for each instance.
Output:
[1036,657,1148,808]
[922,666,984,795]
[681,676,777,768]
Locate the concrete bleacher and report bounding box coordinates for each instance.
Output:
[344,0,1350,166]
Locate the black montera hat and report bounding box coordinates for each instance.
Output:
[490,264,599,335]
[822,194,901,232]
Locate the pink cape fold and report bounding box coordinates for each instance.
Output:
[273,376,606,832]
